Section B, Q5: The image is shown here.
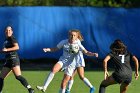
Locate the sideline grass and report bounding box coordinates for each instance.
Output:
[2,71,140,93]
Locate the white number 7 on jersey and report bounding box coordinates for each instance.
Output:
[119,55,125,63]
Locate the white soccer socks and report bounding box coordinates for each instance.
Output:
[83,77,93,88]
[43,72,55,89]
[67,80,74,91]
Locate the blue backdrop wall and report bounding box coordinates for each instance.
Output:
[0,7,140,59]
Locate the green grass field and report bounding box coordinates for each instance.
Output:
[2,71,140,93]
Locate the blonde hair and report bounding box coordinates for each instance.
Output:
[69,29,84,41]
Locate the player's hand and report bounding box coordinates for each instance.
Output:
[2,48,8,52]
[134,72,139,80]
[94,53,98,57]
[104,71,109,80]
[43,48,51,52]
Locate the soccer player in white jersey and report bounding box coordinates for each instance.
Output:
[65,48,98,93]
[36,29,93,92]
[59,30,98,93]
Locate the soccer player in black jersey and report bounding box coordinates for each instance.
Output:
[99,39,139,93]
[0,26,34,93]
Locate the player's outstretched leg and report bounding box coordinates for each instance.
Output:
[15,75,34,93]
[36,72,55,92]
[37,63,62,92]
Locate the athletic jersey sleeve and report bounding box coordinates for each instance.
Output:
[108,52,113,58]
[57,39,67,49]
[78,42,85,51]
[128,51,134,61]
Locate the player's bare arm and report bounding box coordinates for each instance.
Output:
[43,47,59,52]
[103,55,111,80]
[132,56,139,80]
[82,49,98,57]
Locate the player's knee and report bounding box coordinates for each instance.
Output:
[100,83,107,88]
[52,68,59,74]
[15,75,23,80]
[70,77,74,80]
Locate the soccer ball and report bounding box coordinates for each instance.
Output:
[69,44,79,54]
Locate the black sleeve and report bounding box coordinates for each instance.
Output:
[126,51,134,61]
[108,52,113,58]
[11,36,17,44]
[129,52,134,61]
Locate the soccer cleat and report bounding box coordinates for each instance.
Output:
[90,87,95,93]
[36,86,46,92]
[65,89,70,93]
[28,88,34,93]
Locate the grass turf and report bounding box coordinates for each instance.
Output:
[2,71,140,93]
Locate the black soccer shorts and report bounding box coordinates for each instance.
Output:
[3,58,20,68]
[112,72,132,84]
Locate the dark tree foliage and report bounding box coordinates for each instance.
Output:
[0,0,140,7]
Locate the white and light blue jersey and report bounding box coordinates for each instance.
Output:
[57,39,79,66]
[57,39,86,76]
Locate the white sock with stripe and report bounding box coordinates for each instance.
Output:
[83,77,93,88]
